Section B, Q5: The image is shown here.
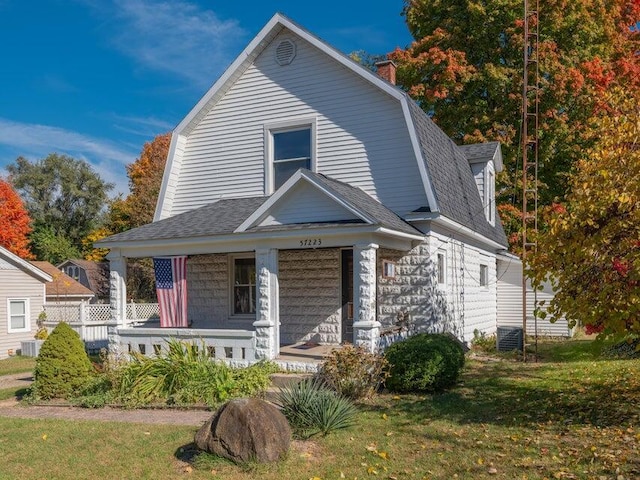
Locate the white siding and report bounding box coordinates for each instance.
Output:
[496,257,572,337]
[170,29,427,217]
[377,235,497,344]
[0,269,46,359]
[471,163,485,205]
[259,183,360,226]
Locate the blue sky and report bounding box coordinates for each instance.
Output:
[0,0,413,195]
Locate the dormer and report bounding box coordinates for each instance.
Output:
[459,142,503,226]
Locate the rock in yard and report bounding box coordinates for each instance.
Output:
[194,398,291,463]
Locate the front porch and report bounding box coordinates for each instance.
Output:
[108,242,401,367]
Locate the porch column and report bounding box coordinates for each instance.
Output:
[106,249,127,355]
[353,243,380,352]
[253,248,279,360]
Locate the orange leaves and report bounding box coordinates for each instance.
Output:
[0,179,33,259]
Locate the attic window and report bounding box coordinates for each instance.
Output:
[275,39,296,66]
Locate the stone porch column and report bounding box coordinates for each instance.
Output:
[353,243,380,352]
[106,250,127,355]
[253,248,279,360]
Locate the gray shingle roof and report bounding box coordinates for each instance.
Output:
[406,99,508,247]
[304,171,423,236]
[97,196,269,244]
[458,142,501,162]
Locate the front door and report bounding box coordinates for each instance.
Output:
[341,249,354,343]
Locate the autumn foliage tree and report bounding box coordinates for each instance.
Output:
[0,179,33,258]
[528,87,640,336]
[390,0,640,206]
[85,133,171,300]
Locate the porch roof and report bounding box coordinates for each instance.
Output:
[97,172,422,247]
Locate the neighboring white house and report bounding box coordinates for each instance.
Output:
[0,246,52,359]
[97,14,512,363]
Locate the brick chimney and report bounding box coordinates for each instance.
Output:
[375,60,397,85]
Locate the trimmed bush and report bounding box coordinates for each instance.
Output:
[33,322,94,399]
[319,344,389,400]
[276,378,358,438]
[384,333,465,393]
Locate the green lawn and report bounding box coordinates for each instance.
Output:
[0,339,638,480]
[0,355,35,376]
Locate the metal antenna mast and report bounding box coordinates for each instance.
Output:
[522,0,540,361]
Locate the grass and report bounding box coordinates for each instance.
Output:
[0,355,35,376]
[0,338,638,479]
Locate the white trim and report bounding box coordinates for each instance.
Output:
[7,298,30,333]
[404,213,507,251]
[400,99,439,213]
[154,133,181,222]
[235,169,375,232]
[0,246,52,283]
[263,117,317,194]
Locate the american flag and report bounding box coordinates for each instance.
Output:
[153,256,188,328]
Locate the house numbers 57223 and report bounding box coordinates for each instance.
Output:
[299,238,322,247]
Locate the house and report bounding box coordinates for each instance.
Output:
[97,14,511,364]
[58,259,110,303]
[0,246,52,359]
[31,261,95,305]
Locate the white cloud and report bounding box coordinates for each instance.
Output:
[0,118,135,195]
[110,113,175,137]
[110,0,247,87]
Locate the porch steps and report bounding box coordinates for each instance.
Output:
[265,373,314,403]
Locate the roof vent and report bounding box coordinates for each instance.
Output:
[275,39,296,66]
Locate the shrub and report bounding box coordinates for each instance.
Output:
[117,340,235,407]
[276,378,358,438]
[384,333,465,393]
[232,360,280,397]
[32,322,94,399]
[319,344,389,400]
[115,340,278,407]
[471,329,496,354]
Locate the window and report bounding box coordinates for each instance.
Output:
[272,128,311,190]
[480,264,489,287]
[65,266,79,280]
[232,257,256,315]
[8,299,29,333]
[437,252,446,285]
[487,169,495,224]
[382,260,396,279]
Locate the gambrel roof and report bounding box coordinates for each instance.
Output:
[98,13,509,254]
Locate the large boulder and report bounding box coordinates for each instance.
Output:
[194,398,291,463]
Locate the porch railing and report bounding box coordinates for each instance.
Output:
[118,327,256,362]
[43,302,160,348]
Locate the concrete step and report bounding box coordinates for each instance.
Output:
[269,372,314,389]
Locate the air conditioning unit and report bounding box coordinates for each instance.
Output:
[496,326,523,352]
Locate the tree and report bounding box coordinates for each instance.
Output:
[7,154,113,260]
[85,133,171,301]
[389,0,640,204]
[528,86,640,336]
[0,179,33,258]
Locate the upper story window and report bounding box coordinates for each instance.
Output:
[487,168,495,225]
[8,299,29,333]
[265,118,316,194]
[273,128,311,190]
